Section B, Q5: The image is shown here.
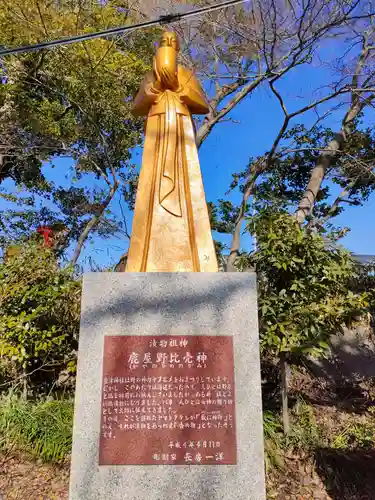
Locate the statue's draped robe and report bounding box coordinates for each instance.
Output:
[126,67,218,272]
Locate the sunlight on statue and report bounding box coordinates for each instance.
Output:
[126,31,218,272]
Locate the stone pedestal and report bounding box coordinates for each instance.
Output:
[69,273,265,500]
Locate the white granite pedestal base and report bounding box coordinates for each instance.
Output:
[69,273,265,500]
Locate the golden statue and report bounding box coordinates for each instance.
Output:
[125,32,218,272]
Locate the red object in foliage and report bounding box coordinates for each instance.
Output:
[37,226,54,247]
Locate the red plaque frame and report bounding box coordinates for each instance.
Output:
[99,335,236,466]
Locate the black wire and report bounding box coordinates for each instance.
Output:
[0,0,248,57]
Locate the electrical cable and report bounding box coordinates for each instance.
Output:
[0,0,249,57]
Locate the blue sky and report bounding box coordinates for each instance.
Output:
[1,36,374,269]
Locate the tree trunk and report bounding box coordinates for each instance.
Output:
[226,172,259,272]
[22,371,28,400]
[114,251,128,272]
[226,217,243,272]
[295,34,373,224]
[70,183,118,266]
[295,102,362,224]
[280,352,290,434]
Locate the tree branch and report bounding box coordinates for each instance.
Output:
[196,75,265,148]
[317,179,357,226]
[70,182,119,266]
[226,162,263,272]
[295,33,375,224]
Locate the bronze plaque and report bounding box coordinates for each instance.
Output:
[99,335,237,465]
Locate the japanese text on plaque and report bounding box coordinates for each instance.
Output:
[99,336,236,465]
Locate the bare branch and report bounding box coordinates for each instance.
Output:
[295,29,375,223]
[70,182,119,266]
[196,75,264,147]
[226,165,261,272]
[119,199,132,240]
[314,178,359,227]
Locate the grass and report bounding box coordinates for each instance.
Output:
[0,393,73,463]
[263,411,285,472]
[0,391,372,471]
[330,421,375,450]
[286,398,322,451]
[263,400,322,474]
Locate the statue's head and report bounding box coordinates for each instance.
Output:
[159,31,180,52]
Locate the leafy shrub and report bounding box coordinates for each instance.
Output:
[248,212,367,357]
[0,393,73,463]
[0,242,81,395]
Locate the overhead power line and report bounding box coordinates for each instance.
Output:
[0,0,249,57]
